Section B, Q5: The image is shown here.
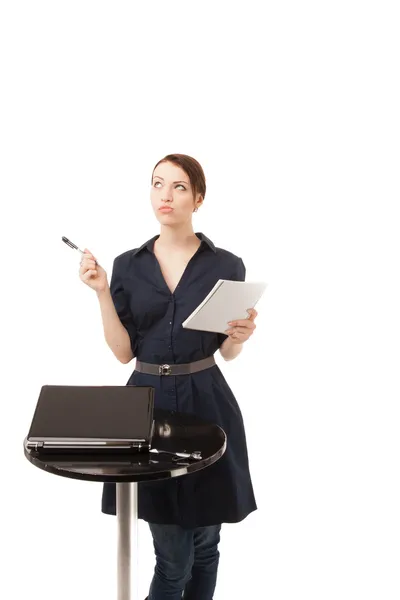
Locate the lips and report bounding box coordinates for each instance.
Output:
[159,207,173,213]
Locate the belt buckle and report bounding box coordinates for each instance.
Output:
[159,364,172,376]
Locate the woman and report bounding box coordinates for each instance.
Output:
[79,154,258,600]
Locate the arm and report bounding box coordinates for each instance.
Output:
[219,336,243,361]
[96,255,138,364]
[219,257,246,361]
[218,259,258,360]
[96,286,134,364]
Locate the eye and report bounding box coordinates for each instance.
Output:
[153,181,186,190]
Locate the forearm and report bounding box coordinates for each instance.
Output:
[219,337,243,361]
[96,286,134,364]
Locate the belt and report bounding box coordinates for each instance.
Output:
[135,355,216,376]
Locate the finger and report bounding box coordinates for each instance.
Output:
[231,326,254,335]
[246,308,258,321]
[233,330,248,339]
[82,270,97,280]
[83,248,97,261]
[228,320,256,329]
[225,328,237,336]
[229,330,248,341]
[225,327,253,337]
[80,256,96,267]
[83,268,97,277]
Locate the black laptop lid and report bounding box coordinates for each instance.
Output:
[27,385,154,441]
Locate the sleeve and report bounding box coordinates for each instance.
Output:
[109,256,138,357]
[217,257,246,348]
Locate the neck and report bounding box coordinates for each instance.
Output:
[157,223,199,249]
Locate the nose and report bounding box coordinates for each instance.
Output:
[160,183,174,203]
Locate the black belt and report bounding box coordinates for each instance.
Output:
[135,355,216,376]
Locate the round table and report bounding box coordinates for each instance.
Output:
[24,409,226,600]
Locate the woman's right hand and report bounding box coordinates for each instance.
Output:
[79,248,108,293]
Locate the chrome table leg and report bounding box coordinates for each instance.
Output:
[116,482,139,600]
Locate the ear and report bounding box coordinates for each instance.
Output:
[195,194,204,210]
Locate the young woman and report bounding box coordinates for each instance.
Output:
[79,154,258,600]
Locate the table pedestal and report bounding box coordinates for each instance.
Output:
[117,482,139,600]
[23,410,226,600]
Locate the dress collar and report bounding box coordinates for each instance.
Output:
[131,232,216,256]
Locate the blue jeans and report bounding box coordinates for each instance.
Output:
[147,522,222,600]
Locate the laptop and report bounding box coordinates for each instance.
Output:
[25,384,155,454]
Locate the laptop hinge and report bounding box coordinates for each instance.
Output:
[27,441,44,451]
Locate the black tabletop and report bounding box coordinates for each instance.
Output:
[24,409,226,483]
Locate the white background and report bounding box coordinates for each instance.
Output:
[1,1,399,599]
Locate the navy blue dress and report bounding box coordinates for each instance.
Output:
[101,232,257,528]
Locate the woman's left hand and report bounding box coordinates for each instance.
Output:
[224,308,258,344]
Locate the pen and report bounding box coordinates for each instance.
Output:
[149,448,202,460]
[62,236,98,265]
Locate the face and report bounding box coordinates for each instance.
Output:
[150,161,202,225]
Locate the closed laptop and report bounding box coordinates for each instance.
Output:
[25,384,155,453]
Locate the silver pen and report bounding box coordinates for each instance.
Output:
[150,448,202,460]
[62,236,98,265]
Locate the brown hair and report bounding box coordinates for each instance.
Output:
[151,154,206,202]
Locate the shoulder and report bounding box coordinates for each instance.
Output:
[114,248,138,261]
[214,245,244,268]
[198,232,243,268]
[113,234,157,266]
[112,248,140,272]
[213,245,245,280]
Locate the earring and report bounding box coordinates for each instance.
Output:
[194,207,198,212]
